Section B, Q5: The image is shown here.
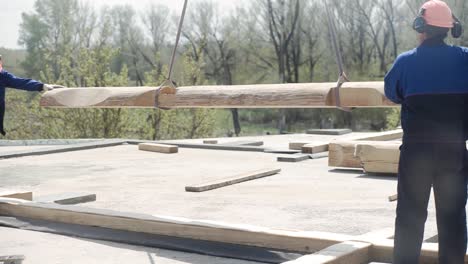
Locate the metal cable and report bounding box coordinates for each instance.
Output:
[167,0,189,83]
[325,2,351,112]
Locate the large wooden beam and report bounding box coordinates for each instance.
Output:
[40,82,397,109]
[329,141,401,169]
[0,198,352,253]
[355,144,400,174]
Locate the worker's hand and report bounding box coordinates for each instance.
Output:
[42,84,66,92]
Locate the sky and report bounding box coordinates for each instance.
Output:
[1,0,239,49]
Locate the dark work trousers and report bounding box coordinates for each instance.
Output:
[393,142,467,264]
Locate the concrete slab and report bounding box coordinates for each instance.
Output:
[0,143,409,235]
[0,227,261,264]
[0,133,448,262]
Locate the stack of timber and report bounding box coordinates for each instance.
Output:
[329,141,400,168]
[40,82,397,109]
[355,144,400,174]
[329,141,401,174]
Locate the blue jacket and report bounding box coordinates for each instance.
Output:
[0,70,44,135]
[385,39,468,143]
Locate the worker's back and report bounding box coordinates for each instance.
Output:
[385,40,468,143]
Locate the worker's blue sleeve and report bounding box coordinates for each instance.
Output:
[384,55,405,104]
[0,70,43,92]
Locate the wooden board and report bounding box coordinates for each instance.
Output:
[129,140,267,153]
[306,129,352,136]
[283,241,371,264]
[371,239,448,263]
[355,144,400,174]
[0,198,352,253]
[0,191,32,201]
[203,140,218,144]
[35,192,96,205]
[223,140,264,147]
[388,194,398,202]
[355,129,403,141]
[277,154,311,163]
[40,82,398,109]
[302,143,329,154]
[185,168,281,192]
[138,143,178,154]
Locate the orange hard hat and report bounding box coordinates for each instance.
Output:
[420,0,454,28]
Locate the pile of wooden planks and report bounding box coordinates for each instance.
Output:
[40,82,397,109]
[329,141,401,174]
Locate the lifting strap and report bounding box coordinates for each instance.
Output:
[155,0,189,108]
[325,2,351,112]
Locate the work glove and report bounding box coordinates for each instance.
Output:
[42,84,66,92]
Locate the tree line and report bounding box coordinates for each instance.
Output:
[4,0,467,140]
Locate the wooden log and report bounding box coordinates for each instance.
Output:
[138,143,178,154]
[355,144,400,174]
[0,198,352,253]
[40,82,397,109]
[0,191,32,201]
[185,168,281,192]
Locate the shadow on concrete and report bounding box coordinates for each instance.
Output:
[328,168,363,175]
[0,217,300,264]
[357,174,397,181]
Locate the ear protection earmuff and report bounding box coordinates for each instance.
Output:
[413,8,464,38]
[452,15,463,38]
[413,9,427,34]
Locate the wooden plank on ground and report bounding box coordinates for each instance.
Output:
[185,168,281,192]
[0,191,32,201]
[302,143,329,154]
[40,82,398,109]
[223,140,264,146]
[370,239,445,263]
[355,129,403,141]
[0,198,353,253]
[130,141,266,153]
[35,192,96,205]
[277,154,310,163]
[306,129,352,135]
[388,194,398,202]
[138,143,178,154]
[282,241,371,264]
[355,144,400,174]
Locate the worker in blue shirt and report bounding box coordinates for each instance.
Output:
[0,55,63,136]
[385,0,468,263]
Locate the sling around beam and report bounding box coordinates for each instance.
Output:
[40,82,397,109]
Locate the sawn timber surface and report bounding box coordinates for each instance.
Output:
[40,82,397,109]
[0,198,352,253]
